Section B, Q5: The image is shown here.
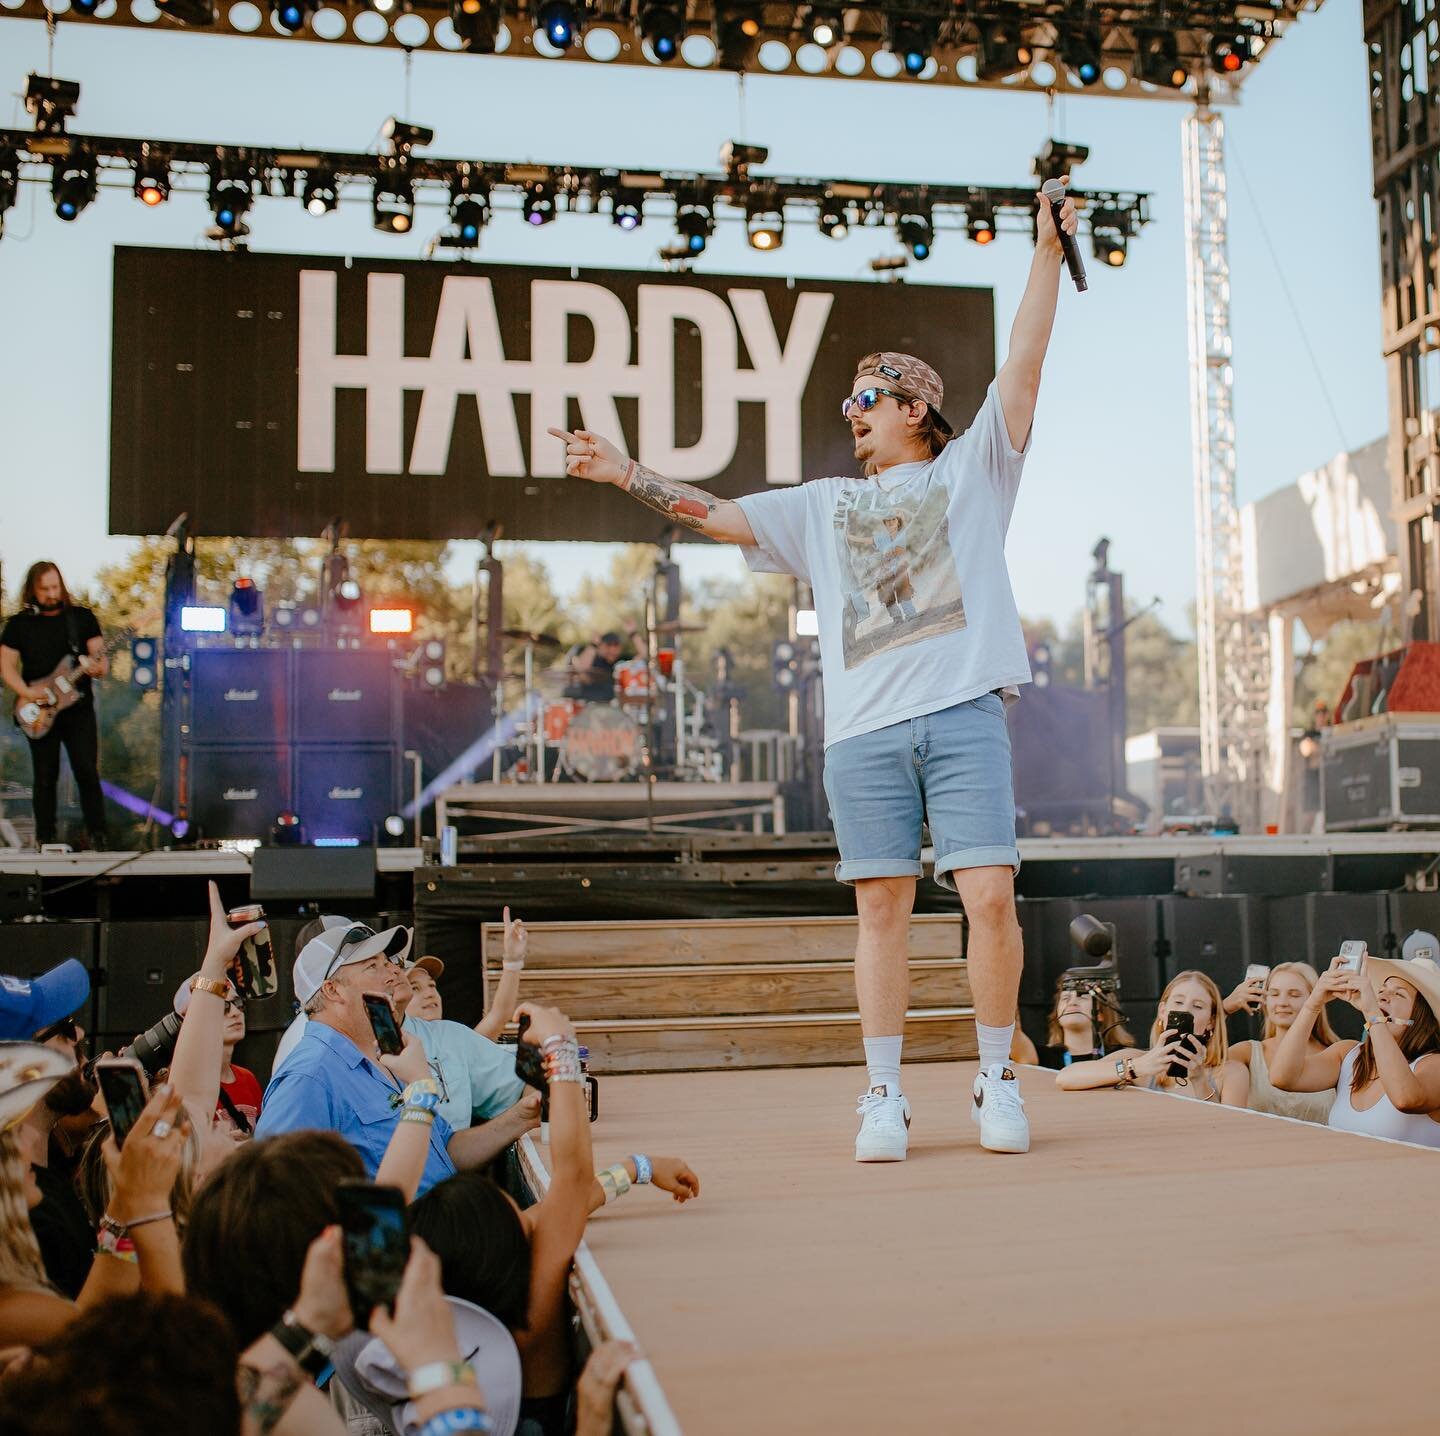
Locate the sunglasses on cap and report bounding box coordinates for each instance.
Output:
[841,387,916,423]
[32,1015,82,1045]
[321,925,402,982]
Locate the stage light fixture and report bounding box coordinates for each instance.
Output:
[523,180,556,226]
[421,638,447,689]
[156,0,218,23]
[373,178,415,234]
[976,20,1033,80]
[73,0,101,15]
[272,0,316,31]
[639,1,682,60]
[450,196,487,246]
[0,150,17,237]
[130,637,159,691]
[535,0,577,48]
[180,606,227,634]
[675,200,713,254]
[1209,31,1252,74]
[716,5,763,71]
[450,0,500,51]
[24,75,80,136]
[370,608,415,635]
[272,603,297,629]
[384,814,406,838]
[51,157,97,222]
[887,18,933,77]
[229,577,264,635]
[271,812,303,846]
[210,175,253,234]
[1059,27,1102,86]
[134,157,170,207]
[611,188,643,231]
[772,639,799,691]
[382,117,435,152]
[808,8,841,46]
[745,194,783,251]
[1090,206,1131,267]
[1135,29,1186,88]
[303,172,338,215]
[967,204,996,244]
[897,210,933,260]
[1034,139,1090,185]
[818,197,848,239]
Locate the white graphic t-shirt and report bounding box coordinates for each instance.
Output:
[735,378,1031,748]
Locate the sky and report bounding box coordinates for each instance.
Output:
[0,2,1386,635]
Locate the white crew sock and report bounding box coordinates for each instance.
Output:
[976,1022,1015,1074]
[863,1035,903,1097]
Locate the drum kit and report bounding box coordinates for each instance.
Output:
[495,620,722,784]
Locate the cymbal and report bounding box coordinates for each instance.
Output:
[502,629,563,649]
[653,620,705,636]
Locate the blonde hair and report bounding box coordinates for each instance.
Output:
[0,1130,51,1295]
[853,351,949,477]
[1045,974,1136,1051]
[1149,970,1229,1071]
[1262,962,1340,1044]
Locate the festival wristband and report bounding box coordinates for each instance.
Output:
[401,1109,437,1127]
[502,961,525,972]
[96,1225,138,1262]
[403,1079,442,1102]
[416,1409,492,1436]
[404,1091,442,1114]
[631,1153,653,1185]
[597,1163,632,1203]
[409,1362,477,1400]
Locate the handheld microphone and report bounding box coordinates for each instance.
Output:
[1041,178,1087,293]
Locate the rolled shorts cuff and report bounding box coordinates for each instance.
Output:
[835,857,925,886]
[933,845,1021,891]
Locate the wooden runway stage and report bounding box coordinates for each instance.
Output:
[529,1061,1440,1435]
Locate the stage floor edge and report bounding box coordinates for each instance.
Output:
[522,1061,1438,1436]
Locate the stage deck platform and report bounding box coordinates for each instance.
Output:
[525,1061,1439,1435]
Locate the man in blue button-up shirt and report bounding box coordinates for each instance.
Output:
[254,921,536,1197]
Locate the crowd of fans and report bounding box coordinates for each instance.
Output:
[0,885,697,1435]
[3,888,1439,1433]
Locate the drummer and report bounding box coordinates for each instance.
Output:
[562,631,623,702]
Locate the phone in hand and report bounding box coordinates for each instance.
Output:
[362,993,405,1057]
[335,1181,409,1327]
[1164,1010,1197,1078]
[1245,964,1270,986]
[94,1057,149,1148]
[227,904,277,1000]
[1338,940,1367,974]
[513,1012,549,1095]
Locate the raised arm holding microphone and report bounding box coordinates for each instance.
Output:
[549,182,1077,1170]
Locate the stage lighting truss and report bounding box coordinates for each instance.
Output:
[0,5,1304,101]
[133,147,171,206]
[0,126,1152,267]
[51,154,96,221]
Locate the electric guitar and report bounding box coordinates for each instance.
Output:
[11,633,126,740]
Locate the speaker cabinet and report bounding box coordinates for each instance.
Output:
[188,744,292,841]
[1159,895,1267,996]
[191,648,289,746]
[96,920,209,1042]
[0,922,98,1030]
[295,746,398,842]
[294,649,397,745]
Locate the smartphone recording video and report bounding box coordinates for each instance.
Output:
[95,1057,149,1148]
[362,993,405,1057]
[1164,1010,1197,1079]
[1338,940,1367,975]
[336,1181,409,1327]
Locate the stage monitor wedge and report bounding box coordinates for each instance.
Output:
[250,844,377,903]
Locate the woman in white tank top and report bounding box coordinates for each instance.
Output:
[1221,962,1338,1124]
[1269,952,1440,1148]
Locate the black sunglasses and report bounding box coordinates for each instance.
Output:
[32,1015,82,1044]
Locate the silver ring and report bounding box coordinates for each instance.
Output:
[151,1119,173,1139]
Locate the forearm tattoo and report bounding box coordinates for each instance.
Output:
[237,1362,303,1436]
[623,464,719,532]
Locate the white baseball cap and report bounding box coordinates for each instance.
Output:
[292,922,413,1007]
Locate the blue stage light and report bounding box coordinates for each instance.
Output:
[180,606,227,633]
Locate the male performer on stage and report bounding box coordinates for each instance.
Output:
[550,185,1077,1162]
[0,562,109,849]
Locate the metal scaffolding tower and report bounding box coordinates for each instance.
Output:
[1184,103,1270,830]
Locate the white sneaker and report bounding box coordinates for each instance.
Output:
[971,1064,1030,1153]
[855,1084,912,1162]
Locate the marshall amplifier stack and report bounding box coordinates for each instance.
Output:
[184,647,401,842]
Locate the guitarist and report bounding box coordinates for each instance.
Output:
[0,562,109,849]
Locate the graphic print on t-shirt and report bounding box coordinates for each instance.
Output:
[832,475,966,669]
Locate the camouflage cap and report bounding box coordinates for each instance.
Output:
[854,352,953,434]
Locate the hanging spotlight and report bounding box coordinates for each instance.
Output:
[0,149,17,238]
[1209,31,1252,75]
[373,175,414,234]
[888,17,934,77]
[639,0,682,60]
[535,0,577,48]
[523,179,556,226]
[51,156,97,222]
[818,195,848,239]
[451,194,488,246]
[303,171,338,215]
[976,20,1033,80]
[745,190,784,251]
[157,0,218,23]
[129,637,159,692]
[272,0,316,31]
[1090,207,1131,267]
[210,174,253,235]
[675,199,713,254]
[450,0,500,51]
[1135,29,1186,88]
[420,638,448,689]
[715,5,763,71]
[808,7,842,46]
[1059,27,1102,86]
[133,155,170,207]
[897,209,933,261]
[967,203,996,244]
[229,577,265,636]
[611,188,644,231]
[73,0,101,15]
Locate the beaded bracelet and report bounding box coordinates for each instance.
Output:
[416,1408,492,1436]
[542,1038,584,1085]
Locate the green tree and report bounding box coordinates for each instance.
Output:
[1123,610,1199,735]
[1294,618,1386,720]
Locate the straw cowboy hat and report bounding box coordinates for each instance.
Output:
[1363,952,1440,1024]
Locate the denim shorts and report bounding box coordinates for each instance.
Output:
[821,693,1019,892]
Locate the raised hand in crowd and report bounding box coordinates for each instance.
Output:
[575,1340,642,1436]
[1222,973,1267,1017]
[475,905,528,1042]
